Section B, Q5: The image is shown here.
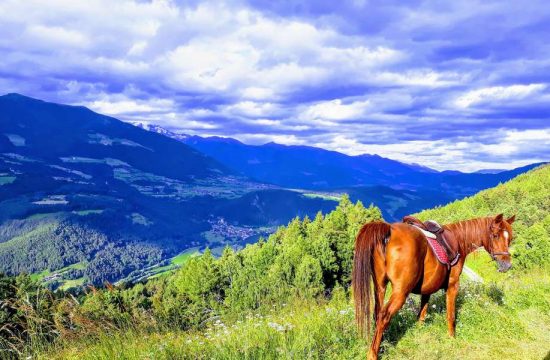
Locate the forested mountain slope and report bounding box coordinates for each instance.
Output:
[0,94,336,285]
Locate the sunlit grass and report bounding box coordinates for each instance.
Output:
[43,267,550,360]
[146,249,200,279]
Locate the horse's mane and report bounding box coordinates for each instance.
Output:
[444,217,492,255]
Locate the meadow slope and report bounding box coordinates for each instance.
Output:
[3,165,548,360]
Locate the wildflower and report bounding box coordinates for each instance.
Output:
[268,322,286,332]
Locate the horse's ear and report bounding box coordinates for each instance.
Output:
[507,215,516,224]
[494,213,504,224]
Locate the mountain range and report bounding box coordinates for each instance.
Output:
[135,123,542,219]
[0,94,334,286]
[0,93,542,288]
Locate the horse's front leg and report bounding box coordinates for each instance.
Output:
[445,278,460,337]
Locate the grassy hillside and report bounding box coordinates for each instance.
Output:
[47,270,550,360]
[417,164,550,272]
[2,166,549,359]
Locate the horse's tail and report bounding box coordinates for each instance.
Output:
[352,221,391,338]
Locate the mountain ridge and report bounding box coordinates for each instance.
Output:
[134,122,544,213]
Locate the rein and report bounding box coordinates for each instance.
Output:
[469,244,509,260]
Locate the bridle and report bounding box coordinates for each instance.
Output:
[489,251,510,260]
[489,229,510,260]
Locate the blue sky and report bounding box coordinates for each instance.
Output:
[0,0,549,171]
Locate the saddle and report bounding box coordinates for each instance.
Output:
[402,215,460,268]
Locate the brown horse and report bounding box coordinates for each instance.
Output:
[352,214,515,360]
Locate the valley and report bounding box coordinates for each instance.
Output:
[0,93,542,290]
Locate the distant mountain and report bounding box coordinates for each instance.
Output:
[182,135,436,190]
[0,94,335,286]
[141,126,540,198]
[136,124,543,218]
[474,169,507,174]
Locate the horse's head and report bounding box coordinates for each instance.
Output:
[488,213,516,272]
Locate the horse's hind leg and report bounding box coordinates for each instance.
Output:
[368,226,423,359]
[373,249,388,326]
[368,286,408,360]
[417,294,431,322]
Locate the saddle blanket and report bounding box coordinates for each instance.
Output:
[413,226,450,265]
[426,236,450,265]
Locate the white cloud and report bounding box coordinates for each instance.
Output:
[223,101,280,118]
[86,95,173,116]
[299,99,371,122]
[454,84,547,108]
[127,41,148,56]
[1,0,548,171]
[235,133,306,145]
[0,0,410,98]
[24,25,89,49]
[475,129,550,157]
[310,128,550,172]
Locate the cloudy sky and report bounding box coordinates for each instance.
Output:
[1,0,549,171]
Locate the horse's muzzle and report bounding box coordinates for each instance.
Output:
[497,260,512,272]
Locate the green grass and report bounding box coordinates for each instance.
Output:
[31,262,86,286]
[464,251,509,283]
[63,262,86,271]
[146,249,200,279]
[171,249,199,266]
[303,192,342,202]
[383,267,550,359]
[59,277,86,290]
[30,268,50,282]
[43,266,550,360]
